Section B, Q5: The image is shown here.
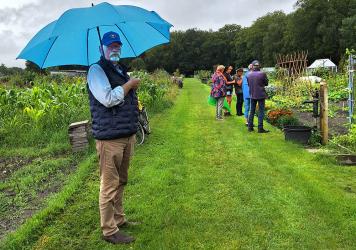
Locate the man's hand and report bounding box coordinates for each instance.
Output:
[123,78,140,96]
[129,78,140,89]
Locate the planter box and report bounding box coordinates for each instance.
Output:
[335,154,356,166]
[283,125,312,144]
[68,120,90,152]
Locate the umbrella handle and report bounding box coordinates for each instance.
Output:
[96,27,103,49]
[91,3,103,50]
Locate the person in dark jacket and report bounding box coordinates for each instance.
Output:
[234,68,244,116]
[247,60,269,133]
[87,31,140,244]
[223,66,234,116]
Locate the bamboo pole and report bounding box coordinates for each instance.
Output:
[320,81,329,145]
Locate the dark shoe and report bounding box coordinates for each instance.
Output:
[248,127,254,132]
[102,231,135,244]
[224,112,231,116]
[118,221,141,228]
[258,128,270,133]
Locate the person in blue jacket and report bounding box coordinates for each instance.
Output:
[242,64,253,125]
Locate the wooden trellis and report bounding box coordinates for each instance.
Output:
[275,51,311,97]
[276,51,308,83]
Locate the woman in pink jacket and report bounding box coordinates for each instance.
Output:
[210,65,227,120]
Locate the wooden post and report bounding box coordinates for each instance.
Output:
[319,82,328,145]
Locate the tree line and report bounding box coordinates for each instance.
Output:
[132,0,355,75]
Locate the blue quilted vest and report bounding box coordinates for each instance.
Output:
[88,58,138,140]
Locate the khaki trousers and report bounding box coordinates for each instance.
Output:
[95,135,135,236]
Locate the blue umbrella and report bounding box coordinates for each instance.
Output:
[17,2,172,68]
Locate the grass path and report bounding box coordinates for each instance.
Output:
[3,78,356,249]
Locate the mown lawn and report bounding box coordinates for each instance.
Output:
[2,78,356,249]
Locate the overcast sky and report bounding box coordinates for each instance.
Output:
[0,0,296,68]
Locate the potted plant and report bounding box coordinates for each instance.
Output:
[267,108,312,144]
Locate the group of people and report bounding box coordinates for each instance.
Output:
[210,61,270,133]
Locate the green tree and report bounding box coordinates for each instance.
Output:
[129,58,146,71]
[141,0,355,75]
[340,15,356,51]
[25,61,47,74]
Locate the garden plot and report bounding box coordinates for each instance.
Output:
[0,151,83,240]
[265,68,350,146]
[0,156,34,180]
[292,101,349,136]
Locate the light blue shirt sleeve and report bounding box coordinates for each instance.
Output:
[87,64,125,108]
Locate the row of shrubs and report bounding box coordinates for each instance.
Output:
[0,69,178,147]
[194,70,212,84]
[0,75,88,146]
[131,69,178,111]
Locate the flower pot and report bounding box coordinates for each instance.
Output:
[283,125,312,144]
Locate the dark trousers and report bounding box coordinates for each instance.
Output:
[236,93,244,115]
[248,99,266,129]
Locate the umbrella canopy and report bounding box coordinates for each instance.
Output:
[17,2,172,68]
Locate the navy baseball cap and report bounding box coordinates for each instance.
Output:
[102,31,122,46]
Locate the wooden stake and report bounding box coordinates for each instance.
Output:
[320,82,329,145]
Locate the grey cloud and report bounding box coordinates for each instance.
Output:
[157,0,296,30]
[0,29,23,67]
[0,30,20,51]
[0,0,296,67]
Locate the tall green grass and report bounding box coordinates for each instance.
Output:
[132,69,178,112]
[0,75,89,147]
[0,70,178,148]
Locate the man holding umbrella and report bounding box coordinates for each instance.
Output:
[17,3,173,244]
[87,31,140,244]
